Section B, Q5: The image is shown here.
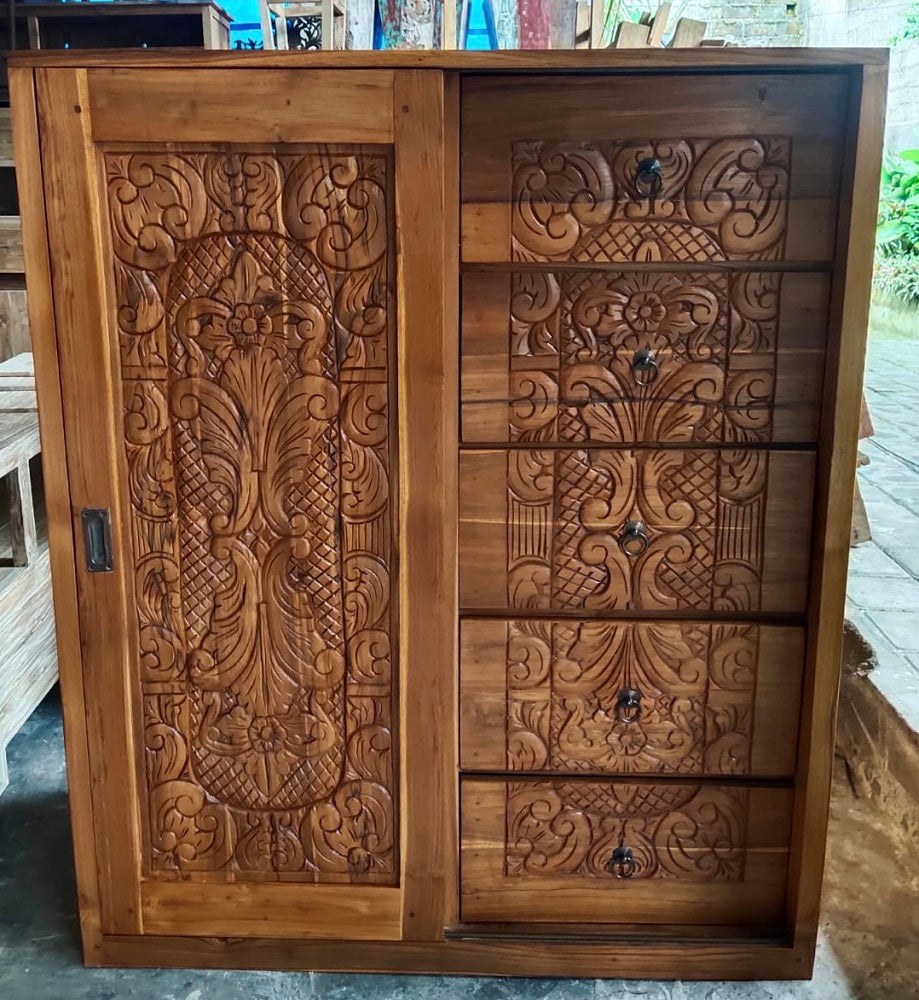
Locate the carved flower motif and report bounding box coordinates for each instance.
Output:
[248,716,287,754]
[177,247,324,362]
[622,290,667,334]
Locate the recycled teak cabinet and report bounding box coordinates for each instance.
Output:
[9,48,886,979]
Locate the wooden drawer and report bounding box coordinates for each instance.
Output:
[459,448,815,614]
[460,619,804,777]
[461,271,829,445]
[461,73,848,264]
[461,778,793,925]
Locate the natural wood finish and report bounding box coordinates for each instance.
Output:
[92,932,815,979]
[0,290,30,362]
[12,50,887,979]
[35,65,144,937]
[0,216,24,273]
[461,271,830,445]
[0,109,13,166]
[459,618,804,776]
[9,63,104,954]
[461,778,793,925]
[647,3,671,47]
[668,17,707,48]
[393,69,460,940]
[461,73,848,263]
[141,883,401,940]
[87,68,395,144]
[8,47,890,71]
[785,61,888,959]
[612,21,650,47]
[459,448,816,615]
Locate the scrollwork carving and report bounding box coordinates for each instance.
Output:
[108,147,396,882]
[511,137,790,262]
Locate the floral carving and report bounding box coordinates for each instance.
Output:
[108,148,396,882]
[498,270,781,446]
[505,781,749,881]
[502,447,770,613]
[512,138,790,262]
[504,621,759,775]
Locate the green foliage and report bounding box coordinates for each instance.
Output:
[890,2,919,45]
[875,149,919,303]
[874,255,919,304]
[876,150,919,256]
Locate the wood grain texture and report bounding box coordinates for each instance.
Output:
[461,271,829,445]
[461,778,793,925]
[141,883,401,940]
[461,74,849,263]
[88,68,394,144]
[459,448,815,614]
[7,48,889,70]
[0,291,31,364]
[459,619,804,776]
[394,69,460,941]
[785,61,888,959]
[107,145,398,885]
[0,217,24,273]
[9,64,105,954]
[35,66,144,937]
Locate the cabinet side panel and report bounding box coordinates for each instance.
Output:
[786,61,888,958]
[9,65,105,957]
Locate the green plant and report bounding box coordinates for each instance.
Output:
[890,1,919,45]
[876,150,919,256]
[874,255,919,303]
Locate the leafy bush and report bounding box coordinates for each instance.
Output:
[890,2,919,45]
[875,149,919,303]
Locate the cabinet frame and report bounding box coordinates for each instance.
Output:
[10,48,886,980]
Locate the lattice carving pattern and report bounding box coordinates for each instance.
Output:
[506,270,781,444]
[503,621,759,775]
[511,138,790,262]
[505,448,768,612]
[108,148,397,882]
[505,781,749,881]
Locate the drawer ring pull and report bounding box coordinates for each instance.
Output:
[606,846,637,879]
[631,348,659,386]
[615,688,642,724]
[635,157,663,198]
[619,520,649,557]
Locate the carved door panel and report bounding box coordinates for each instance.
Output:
[35,67,442,942]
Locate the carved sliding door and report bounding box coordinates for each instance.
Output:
[112,146,397,886]
[34,67,433,942]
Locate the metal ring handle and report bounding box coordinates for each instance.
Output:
[619,520,649,557]
[606,846,637,879]
[631,348,659,387]
[615,688,642,724]
[635,156,663,198]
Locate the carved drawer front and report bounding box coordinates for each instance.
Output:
[459,448,815,614]
[461,778,793,925]
[461,73,848,263]
[461,271,830,445]
[460,619,804,777]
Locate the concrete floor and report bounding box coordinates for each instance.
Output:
[1,690,917,1000]
[846,298,919,735]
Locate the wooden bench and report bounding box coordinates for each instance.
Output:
[0,352,56,793]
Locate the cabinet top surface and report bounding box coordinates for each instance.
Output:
[7,45,887,71]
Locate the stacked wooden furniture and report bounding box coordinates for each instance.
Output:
[0,353,54,794]
[9,48,885,979]
[260,0,347,49]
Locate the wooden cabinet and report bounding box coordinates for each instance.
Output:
[9,48,886,980]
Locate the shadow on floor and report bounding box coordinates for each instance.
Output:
[2,689,918,999]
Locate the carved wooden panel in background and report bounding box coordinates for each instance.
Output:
[504,780,748,881]
[502,620,759,775]
[108,147,397,882]
[511,138,790,262]
[497,270,782,444]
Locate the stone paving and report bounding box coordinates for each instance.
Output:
[846,300,919,733]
